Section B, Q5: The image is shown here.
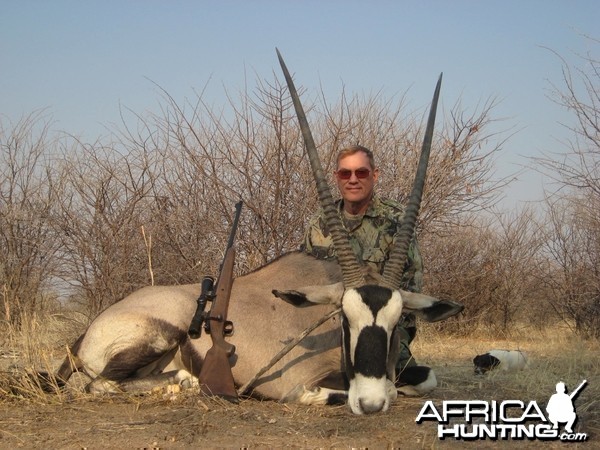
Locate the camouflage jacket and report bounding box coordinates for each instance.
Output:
[301,196,423,293]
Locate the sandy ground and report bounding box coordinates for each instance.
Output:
[1,333,597,448]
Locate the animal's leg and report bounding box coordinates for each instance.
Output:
[396,366,437,396]
[86,369,195,394]
[282,385,348,406]
[133,347,180,378]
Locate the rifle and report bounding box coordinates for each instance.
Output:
[188,201,243,338]
[197,200,243,403]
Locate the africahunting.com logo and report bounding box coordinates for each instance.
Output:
[416,380,588,442]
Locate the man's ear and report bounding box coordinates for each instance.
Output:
[272,282,345,307]
[372,167,380,183]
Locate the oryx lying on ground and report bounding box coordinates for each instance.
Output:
[45,52,463,414]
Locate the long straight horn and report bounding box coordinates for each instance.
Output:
[381,74,442,290]
[276,48,364,288]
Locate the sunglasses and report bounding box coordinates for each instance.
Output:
[336,168,371,180]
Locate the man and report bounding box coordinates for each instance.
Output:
[301,144,423,380]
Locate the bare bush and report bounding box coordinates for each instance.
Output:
[0,112,62,327]
[537,196,600,338]
[129,74,505,276]
[2,72,507,322]
[536,37,600,197]
[533,36,600,338]
[422,208,542,335]
[53,140,161,317]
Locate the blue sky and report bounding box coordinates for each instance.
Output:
[2,1,598,211]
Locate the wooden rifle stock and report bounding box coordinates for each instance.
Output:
[198,245,238,402]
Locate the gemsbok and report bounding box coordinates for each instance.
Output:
[44,51,463,414]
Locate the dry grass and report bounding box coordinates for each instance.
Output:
[0,311,86,403]
[1,316,598,447]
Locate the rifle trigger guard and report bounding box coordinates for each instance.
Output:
[224,320,234,336]
[206,316,235,336]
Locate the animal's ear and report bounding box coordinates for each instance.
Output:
[272,282,345,307]
[399,290,464,322]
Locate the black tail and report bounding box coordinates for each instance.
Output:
[37,333,86,392]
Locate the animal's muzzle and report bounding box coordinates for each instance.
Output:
[358,397,387,414]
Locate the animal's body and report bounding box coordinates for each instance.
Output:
[473,350,528,374]
[63,253,340,400]
[55,252,460,414]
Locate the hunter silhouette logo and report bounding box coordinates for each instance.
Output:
[546,380,587,434]
[416,379,589,442]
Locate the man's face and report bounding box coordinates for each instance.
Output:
[335,151,379,210]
